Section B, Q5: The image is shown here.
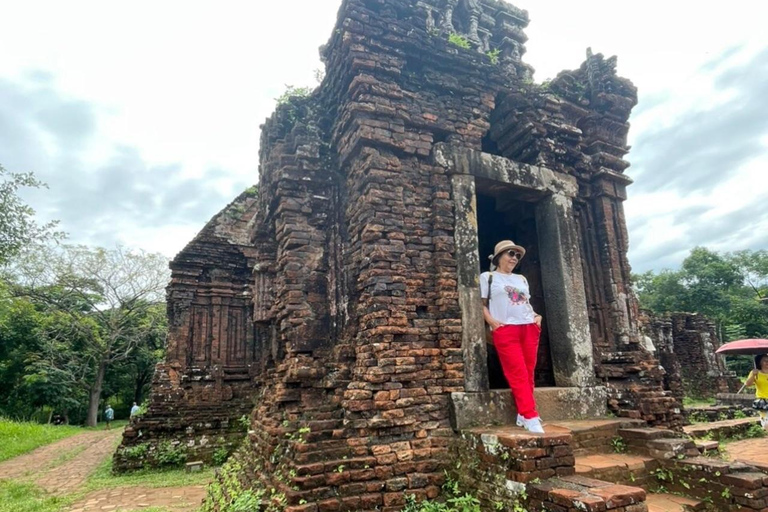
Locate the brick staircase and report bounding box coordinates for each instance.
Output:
[454,415,768,511]
[454,419,654,511]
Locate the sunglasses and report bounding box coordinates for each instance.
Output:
[502,250,522,259]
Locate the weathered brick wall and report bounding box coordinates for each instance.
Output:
[133,0,691,506]
[641,311,740,400]
[488,50,679,427]
[114,191,260,471]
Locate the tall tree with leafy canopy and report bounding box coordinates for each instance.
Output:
[0,164,63,266]
[10,244,169,426]
[634,247,768,340]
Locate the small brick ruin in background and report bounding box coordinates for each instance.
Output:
[114,0,739,509]
[640,311,740,403]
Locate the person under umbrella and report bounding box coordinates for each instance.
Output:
[745,354,768,429]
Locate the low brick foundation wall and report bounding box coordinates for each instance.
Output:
[686,404,757,423]
[652,457,768,511]
[528,475,647,512]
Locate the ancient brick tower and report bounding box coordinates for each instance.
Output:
[116,0,683,507]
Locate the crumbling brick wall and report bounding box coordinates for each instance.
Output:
[125,0,686,506]
[114,191,260,471]
[640,311,740,402]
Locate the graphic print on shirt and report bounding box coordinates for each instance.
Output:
[504,285,528,305]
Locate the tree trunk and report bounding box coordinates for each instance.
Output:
[134,366,152,405]
[86,361,108,427]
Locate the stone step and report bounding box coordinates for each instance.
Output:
[574,453,658,487]
[462,425,575,483]
[450,386,609,429]
[693,439,719,455]
[547,418,645,456]
[683,416,760,439]
[617,427,700,458]
[646,492,704,512]
[527,475,647,512]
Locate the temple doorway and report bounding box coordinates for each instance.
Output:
[476,183,555,388]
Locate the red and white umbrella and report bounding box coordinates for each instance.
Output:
[715,339,768,356]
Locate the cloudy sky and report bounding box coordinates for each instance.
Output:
[0,1,766,273]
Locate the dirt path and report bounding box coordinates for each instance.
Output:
[0,429,120,485]
[0,428,208,511]
[68,485,207,512]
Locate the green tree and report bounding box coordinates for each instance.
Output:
[9,244,169,426]
[0,165,63,266]
[634,247,768,340]
[102,302,166,409]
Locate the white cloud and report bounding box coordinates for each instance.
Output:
[0,0,766,269]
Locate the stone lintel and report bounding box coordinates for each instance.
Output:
[449,387,608,430]
[433,143,578,198]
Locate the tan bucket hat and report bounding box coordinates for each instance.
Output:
[489,240,526,265]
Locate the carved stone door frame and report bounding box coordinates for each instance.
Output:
[435,143,596,391]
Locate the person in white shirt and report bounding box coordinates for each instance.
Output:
[480,240,544,434]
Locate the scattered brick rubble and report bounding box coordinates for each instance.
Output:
[113,0,743,509]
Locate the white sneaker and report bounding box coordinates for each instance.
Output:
[517,413,543,427]
[522,416,545,434]
[761,416,768,428]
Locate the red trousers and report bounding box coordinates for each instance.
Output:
[492,323,541,419]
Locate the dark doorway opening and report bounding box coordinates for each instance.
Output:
[476,184,555,388]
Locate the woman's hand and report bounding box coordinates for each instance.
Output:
[488,319,503,332]
[534,314,542,327]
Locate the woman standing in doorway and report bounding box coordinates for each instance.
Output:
[480,240,544,433]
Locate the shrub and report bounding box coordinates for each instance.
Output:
[122,443,150,460]
[213,447,230,466]
[156,441,187,467]
[448,33,471,49]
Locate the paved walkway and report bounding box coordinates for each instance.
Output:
[68,485,207,512]
[0,429,121,488]
[725,436,768,469]
[645,492,700,512]
[0,428,208,512]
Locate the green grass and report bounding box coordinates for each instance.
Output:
[0,481,74,512]
[84,457,215,491]
[682,396,717,408]
[0,418,84,462]
[46,444,88,469]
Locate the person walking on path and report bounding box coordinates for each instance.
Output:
[745,354,768,429]
[130,402,140,418]
[104,404,114,430]
[480,240,544,434]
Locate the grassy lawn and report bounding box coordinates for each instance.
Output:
[85,457,215,491]
[0,418,84,463]
[0,481,74,512]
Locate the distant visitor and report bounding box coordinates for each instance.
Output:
[104,404,114,430]
[746,354,768,429]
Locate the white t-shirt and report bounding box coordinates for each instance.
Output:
[480,271,535,325]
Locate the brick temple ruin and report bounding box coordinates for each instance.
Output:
[116,0,747,510]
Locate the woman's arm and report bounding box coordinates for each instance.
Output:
[533,313,542,327]
[746,370,758,387]
[482,298,502,331]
